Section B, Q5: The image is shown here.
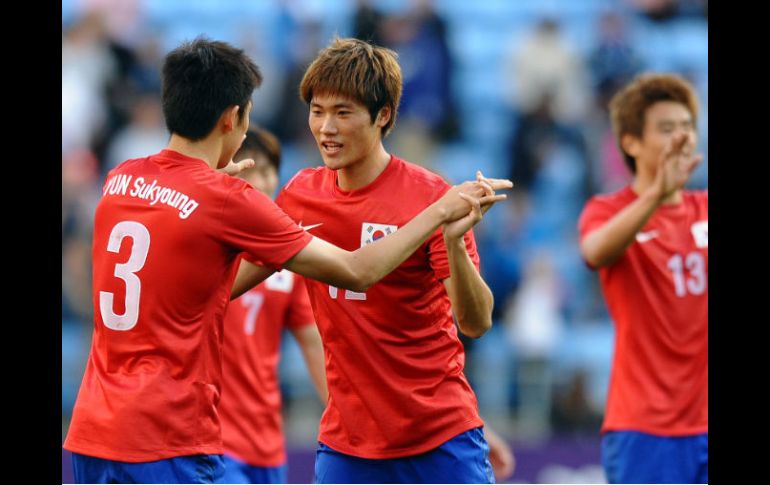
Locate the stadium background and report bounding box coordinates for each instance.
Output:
[61,0,708,482]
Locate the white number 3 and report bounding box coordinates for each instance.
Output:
[99,221,151,330]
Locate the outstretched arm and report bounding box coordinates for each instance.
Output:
[285,178,511,292]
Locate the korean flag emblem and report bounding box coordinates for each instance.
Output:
[361,222,399,246]
[691,220,708,248]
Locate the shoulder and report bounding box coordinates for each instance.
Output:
[282,166,328,194]
[395,157,451,195]
[583,186,634,213]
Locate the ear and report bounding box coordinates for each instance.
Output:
[221,105,241,132]
[620,133,641,158]
[375,105,391,129]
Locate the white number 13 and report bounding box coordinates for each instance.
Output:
[667,252,706,298]
[99,221,151,330]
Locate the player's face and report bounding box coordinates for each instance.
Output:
[633,101,697,174]
[238,152,279,198]
[308,93,387,171]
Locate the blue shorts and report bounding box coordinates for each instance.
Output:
[219,454,287,483]
[601,431,708,484]
[71,452,225,483]
[314,427,494,484]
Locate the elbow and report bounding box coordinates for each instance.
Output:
[340,267,374,293]
[582,250,616,269]
[581,238,620,269]
[458,317,492,339]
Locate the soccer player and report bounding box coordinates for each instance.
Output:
[577,73,707,484]
[235,37,504,484]
[219,126,327,484]
[62,37,510,484]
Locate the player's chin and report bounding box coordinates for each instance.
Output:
[322,157,347,171]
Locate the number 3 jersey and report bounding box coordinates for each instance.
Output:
[275,155,484,459]
[219,270,314,467]
[578,186,708,436]
[63,150,312,462]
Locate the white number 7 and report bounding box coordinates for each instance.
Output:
[99,221,151,331]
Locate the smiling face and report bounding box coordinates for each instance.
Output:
[308,92,390,172]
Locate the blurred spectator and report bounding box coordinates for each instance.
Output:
[551,369,603,435]
[104,94,168,172]
[504,18,592,124]
[352,0,385,45]
[382,0,458,142]
[274,20,324,146]
[62,11,117,156]
[589,11,644,106]
[504,251,565,438]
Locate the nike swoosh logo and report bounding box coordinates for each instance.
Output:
[298,222,323,232]
[635,230,659,243]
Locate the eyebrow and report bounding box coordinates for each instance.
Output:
[657,119,693,127]
[310,102,354,109]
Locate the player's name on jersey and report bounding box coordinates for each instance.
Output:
[103,174,200,220]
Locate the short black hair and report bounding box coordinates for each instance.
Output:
[161,36,262,140]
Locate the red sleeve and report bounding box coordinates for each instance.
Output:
[285,274,315,330]
[427,228,480,281]
[577,197,619,243]
[577,196,622,270]
[219,184,312,270]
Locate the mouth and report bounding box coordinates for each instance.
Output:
[321,141,343,155]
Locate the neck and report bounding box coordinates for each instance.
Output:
[337,145,391,191]
[166,134,223,169]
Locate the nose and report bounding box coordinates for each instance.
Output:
[319,115,338,135]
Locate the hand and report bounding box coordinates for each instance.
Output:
[476,170,513,216]
[438,175,512,224]
[485,428,516,481]
[218,158,255,177]
[442,171,511,240]
[652,132,703,202]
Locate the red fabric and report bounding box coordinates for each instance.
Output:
[64,150,312,461]
[276,155,483,459]
[220,271,315,467]
[578,186,708,436]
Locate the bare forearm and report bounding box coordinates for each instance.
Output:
[293,326,329,403]
[349,202,447,289]
[287,203,447,292]
[445,238,493,338]
[582,188,662,268]
[230,260,275,300]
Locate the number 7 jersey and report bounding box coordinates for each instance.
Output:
[63,150,312,462]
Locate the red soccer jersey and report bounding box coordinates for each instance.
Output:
[578,186,708,436]
[219,270,315,467]
[63,150,312,462]
[276,155,484,459]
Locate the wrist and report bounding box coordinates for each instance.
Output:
[642,185,666,206]
[430,200,450,224]
[442,231,466,249]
